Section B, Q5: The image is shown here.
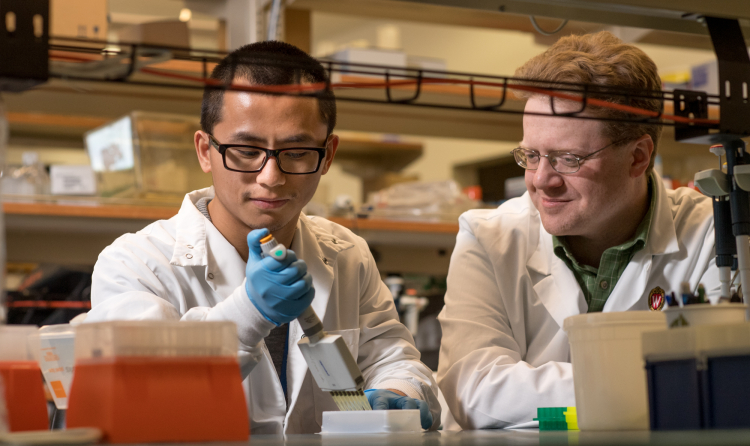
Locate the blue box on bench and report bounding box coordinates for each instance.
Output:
[642,323,750,430]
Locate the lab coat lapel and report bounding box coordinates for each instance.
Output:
[292,216,334,322]
[170,189,210,267]
[529,220,587,329]
[171,187,247,298]
[603,174,679,312]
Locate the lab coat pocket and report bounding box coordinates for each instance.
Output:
[327,328,360,359]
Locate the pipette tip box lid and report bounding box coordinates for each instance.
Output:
[321,410,422,434]
[73,320,238,360]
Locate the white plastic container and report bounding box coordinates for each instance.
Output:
[563,311,666,430]
[37,325,76,409]
[664,303,747,328]
[321,409,421,434]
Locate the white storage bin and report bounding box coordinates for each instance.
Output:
[664,302,746,328]
[563,311,666,430]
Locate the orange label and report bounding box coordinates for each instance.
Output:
[50,380,67,398]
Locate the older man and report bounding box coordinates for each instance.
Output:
[438,31,718,429]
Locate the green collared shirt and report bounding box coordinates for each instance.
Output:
[552,176,655,313]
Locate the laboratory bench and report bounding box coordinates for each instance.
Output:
[178,429,750,446]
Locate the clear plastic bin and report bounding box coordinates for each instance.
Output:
[563,311,666,431]
[85,112,212,202]
[74,320,238,359]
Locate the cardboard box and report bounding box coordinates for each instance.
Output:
[117,20,190,48]
[50,0,107,40]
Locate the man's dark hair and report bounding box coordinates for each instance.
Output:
[200,41,336,136]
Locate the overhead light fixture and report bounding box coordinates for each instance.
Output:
[179,8,192,22]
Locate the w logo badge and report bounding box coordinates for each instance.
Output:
[649,287,666,311]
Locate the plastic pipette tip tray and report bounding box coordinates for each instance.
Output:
[321,410,422,434]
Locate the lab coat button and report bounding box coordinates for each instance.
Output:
[207,273,214,280]
[186,253,193,259]
[332,239,337,244]
[600,280,609,290]
[187,245,194,249]
[323,257,329,265]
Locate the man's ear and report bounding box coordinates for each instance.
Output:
[320,134,339,175]
[195,131,213,173]
[630,134,653,178]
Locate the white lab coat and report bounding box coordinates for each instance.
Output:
[86,187,440,434]
[437,174,718,429]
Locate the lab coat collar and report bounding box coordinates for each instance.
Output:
[603,172,679,312]
[532,208,587,328]
[643,172,680,257]
[170,187,213,268]
[525,172,680,325]
[169,187,246,294]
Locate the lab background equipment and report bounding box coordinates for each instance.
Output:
[5,265,91,326]
[84,112,212,202]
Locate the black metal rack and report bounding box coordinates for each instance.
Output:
[42,35,718,131]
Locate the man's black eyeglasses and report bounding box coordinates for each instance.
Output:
[208,134,328,174]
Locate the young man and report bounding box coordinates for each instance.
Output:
[438,32,719,429]
[87,41,439,434]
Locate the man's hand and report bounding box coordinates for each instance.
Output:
[245,229,315,325]
[364,389,433,430]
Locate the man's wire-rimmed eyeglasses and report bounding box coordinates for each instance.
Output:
[511,139,627,174]
[208,134,329,174]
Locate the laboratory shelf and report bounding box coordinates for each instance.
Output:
[328,217,459,250]
[3,201,178,221]
[2,201,459,265]
[3,201,179,265]
[328,217,458,234]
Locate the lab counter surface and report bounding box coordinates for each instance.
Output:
[137,430,750,446]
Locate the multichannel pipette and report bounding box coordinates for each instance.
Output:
[259,234,371,411]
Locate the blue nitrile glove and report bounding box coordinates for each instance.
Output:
[365,389,433,430]
[245,229,315,325]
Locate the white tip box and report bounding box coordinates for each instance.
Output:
[321,410,422,434]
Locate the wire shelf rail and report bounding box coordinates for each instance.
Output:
[44,37,720,131]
